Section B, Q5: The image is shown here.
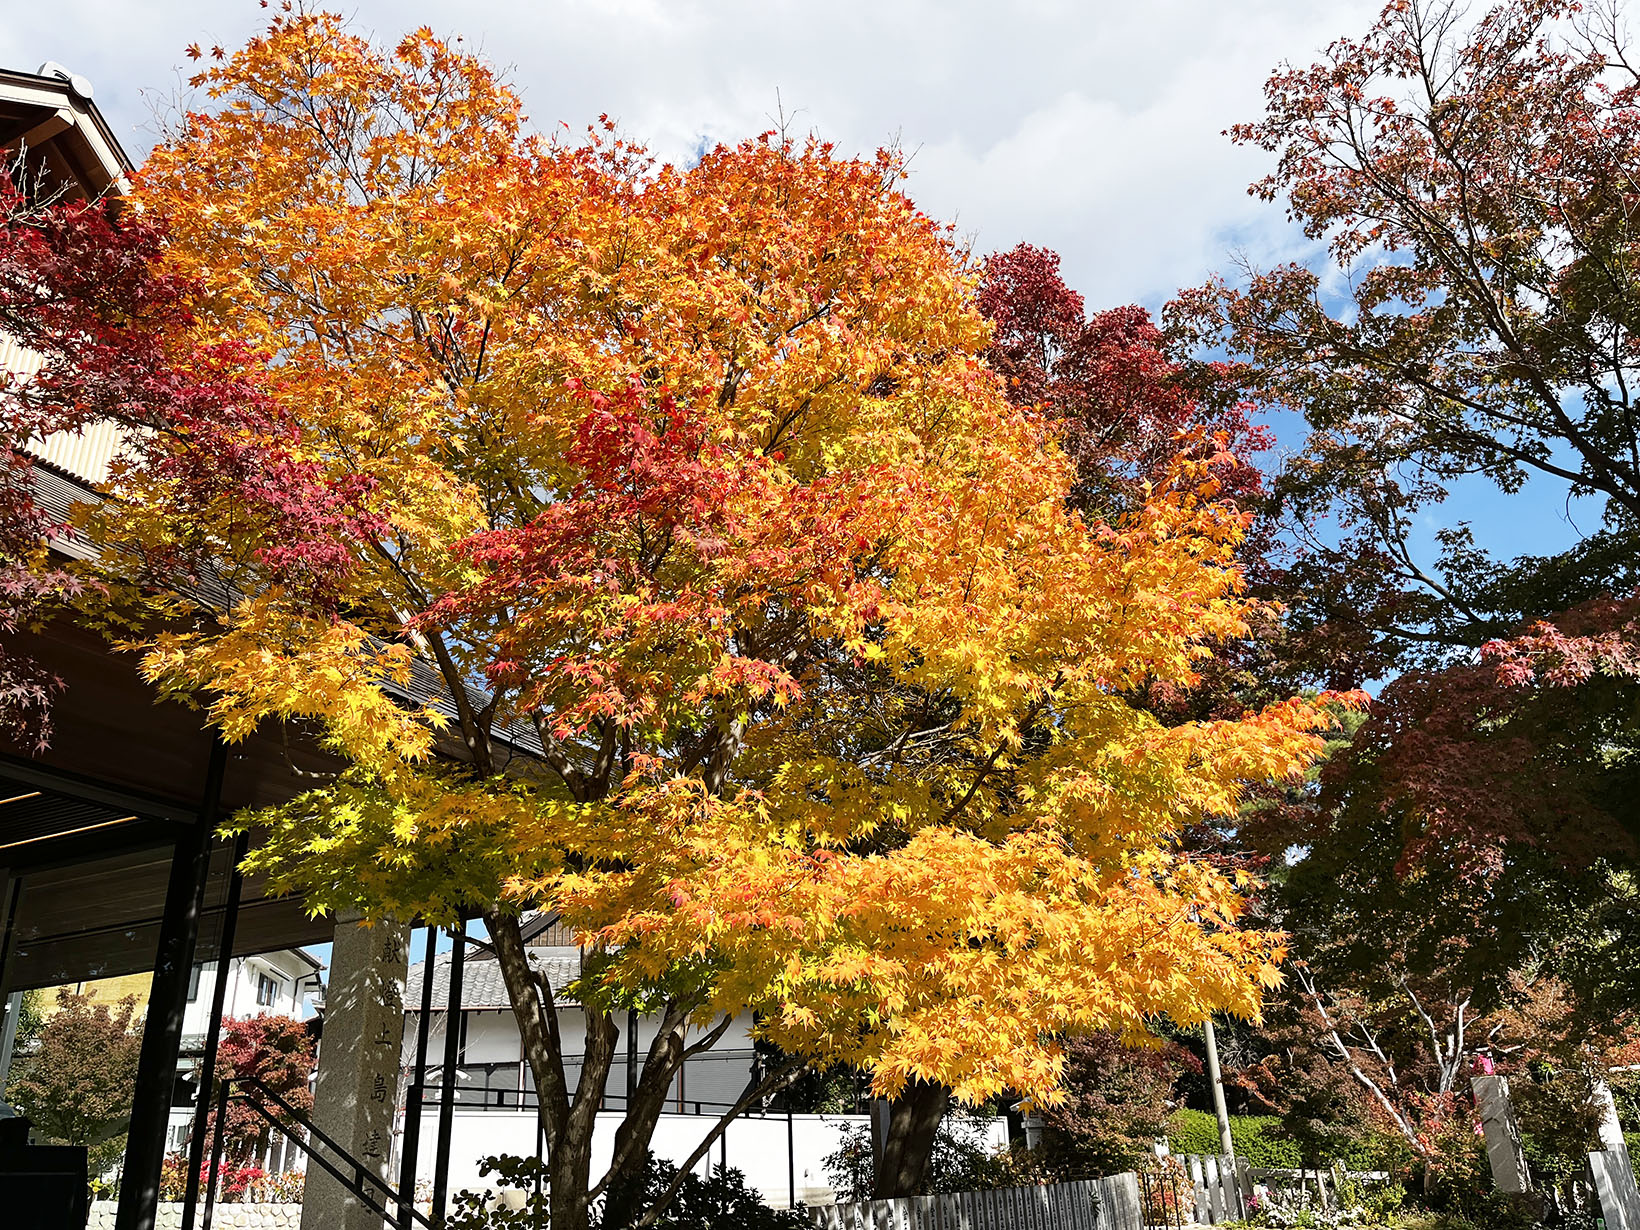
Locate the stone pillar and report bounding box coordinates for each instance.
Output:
[1471,1074,1530,1194]
[301,915,410,1230]
[1589,1081,1640,1230]
[1595,1081,1633,1161]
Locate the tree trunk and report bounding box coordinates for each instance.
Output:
[599,1018,687,1228]
[486,909,718,1230]
[872,1080,950,1198]
[549,1125,598,1230]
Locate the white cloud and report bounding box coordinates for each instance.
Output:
[0,0,1380,308]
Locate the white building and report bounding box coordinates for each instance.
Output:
[182,949,322,1044]
[394,916,912,1208]
[401,916,759,1115]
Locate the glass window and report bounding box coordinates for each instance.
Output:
[256,972,281,1007]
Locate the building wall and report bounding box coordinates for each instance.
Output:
[402,994,759,1112]
[404,1107,995,1210]
[2,333,125,486]
[181,950,318,1039]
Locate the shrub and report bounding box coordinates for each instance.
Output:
[257,1170,305,1202]
[445,1153,806,1230]
[159,1152,190,1202]
[1038,1030,1199,1176]
[157,1153,297,1204]
[1169,1110,1303,1169]
[1138,1154,1192,1225]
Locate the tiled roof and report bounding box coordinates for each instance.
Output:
[405,947,582,1012]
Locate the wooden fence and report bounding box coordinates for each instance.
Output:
[1176,1154,1248,1225]
[808,1172,1143,1230]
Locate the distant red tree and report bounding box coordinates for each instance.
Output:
[206,1015,315,1164]
[976,243,1269,520]
[1352,595,1640,885]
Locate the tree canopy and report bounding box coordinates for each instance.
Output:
[1168,0,1640,1023]
[62,12,1345,1227]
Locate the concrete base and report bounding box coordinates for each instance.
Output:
[90,1203,302,1229]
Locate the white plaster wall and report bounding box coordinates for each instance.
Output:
[457,1011,521,1064]
[405,1110,1008,1210]
[182,952,317,1037]
[400,1002,760,1111]
[403,1001,758,1063]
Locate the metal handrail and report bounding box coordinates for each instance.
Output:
[221,1075,437,1230]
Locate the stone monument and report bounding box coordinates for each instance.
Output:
[300,914,411,1230]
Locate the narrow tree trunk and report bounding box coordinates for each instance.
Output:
[600,1021,687,1229]
[872,1081,950,1198]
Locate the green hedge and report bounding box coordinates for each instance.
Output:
[1167,1109,1303,1169]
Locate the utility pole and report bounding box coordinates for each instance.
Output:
[1204,1016,1235,1158]
[1204,1015,1246,1217]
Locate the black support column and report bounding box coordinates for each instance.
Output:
[395,922,437,1228]
[180,828,247,1230]
[116,738,226,1230]
[430,918,465,1223]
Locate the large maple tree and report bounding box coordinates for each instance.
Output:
[108,14,1340,1226]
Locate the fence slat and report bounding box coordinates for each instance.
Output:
[811,1171,1151,1230]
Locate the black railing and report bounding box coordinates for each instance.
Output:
[207,1075,436,1230]
[1138,1167,1189,1230]
[419,1052,780,1114]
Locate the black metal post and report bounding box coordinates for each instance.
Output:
[397,923,437,1227]
[201,1077,230,1230]
[0,871,20,1004]
[626,1006,638,1104]
[117,738,227,1230]
[431,918,465,1223]
[786,1107,795,1210]
[180,829,247,1230]
[0,871,23,1099]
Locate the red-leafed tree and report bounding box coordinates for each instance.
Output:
[204,1015,316,1165]
[978,244,1269,523]
[0,166,388,752]
[1368,596,1640,883]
